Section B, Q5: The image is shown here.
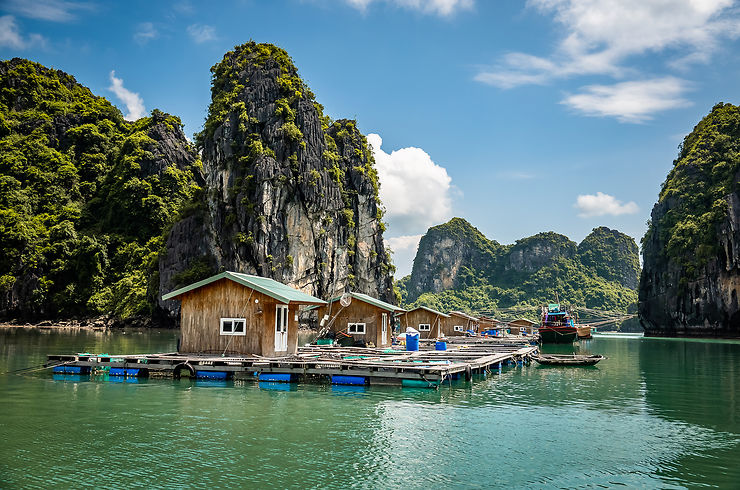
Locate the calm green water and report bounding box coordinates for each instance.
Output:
[1,329,738,489]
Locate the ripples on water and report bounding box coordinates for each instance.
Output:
[0,328,738,488]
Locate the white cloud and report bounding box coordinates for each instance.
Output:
[385,234,423,277]
[477,0,740,89]
[173,1,195,15]
[368,133,453,236]
[187,23,216,43]
[562,77,693,123]
[475,0,740,121]
[498,170,537,180]
[575,192,639,217]
[345,0,473,16]
[134,22,158,45]
[108,71,146,121]
[0,15,46,49]
[4,0,94,22]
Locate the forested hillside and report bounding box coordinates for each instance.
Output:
[0,58,201,321]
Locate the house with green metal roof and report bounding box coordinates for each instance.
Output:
[314,292,405,348]
[162,271,326,357]
[400,306,450,339]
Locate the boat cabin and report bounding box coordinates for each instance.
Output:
[442,311,479,336]
[400,306,450,339]
[161,271,326,356]
[315,292,405,347]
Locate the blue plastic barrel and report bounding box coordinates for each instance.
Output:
[196,370,228,380]
[258,373,295,383]
[406,333,419,351]
[331,375,366,385]
[435,341,447,351]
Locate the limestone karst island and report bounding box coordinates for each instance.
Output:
[1,2,738,488]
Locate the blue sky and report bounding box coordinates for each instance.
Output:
[2,0,740,277]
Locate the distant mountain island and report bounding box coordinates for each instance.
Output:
[397,218,639,318]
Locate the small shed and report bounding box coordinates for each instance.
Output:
[400,306,450,339]
[508,318,537,335]
[162,271,326,357]
[443,311,480,336]
[316,292,405,347]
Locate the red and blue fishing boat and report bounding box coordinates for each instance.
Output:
[539,303,578,343]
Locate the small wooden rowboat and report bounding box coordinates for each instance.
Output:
[533,354,605,366]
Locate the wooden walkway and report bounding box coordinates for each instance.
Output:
[46,341,539,388]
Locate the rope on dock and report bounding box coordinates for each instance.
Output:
[0,359,70,376]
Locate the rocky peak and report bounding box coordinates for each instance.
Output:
[406,218,498,302]
[577,227,639,289]
[159,42,395,312]
[506,232,576,272]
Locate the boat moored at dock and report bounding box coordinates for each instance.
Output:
[539,303,578,343]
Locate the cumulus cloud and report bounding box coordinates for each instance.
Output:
[134,22,158,45]
[345,0,473,16]
[475,0,740,121]
[477,0,740,88]
[187,23,216,43]
[4,0,95,22]
[385,234,423,277]
[0,15,46,49]
[368,133,453,235]
[562,77,693,123]
[575,192,639,218]
[108,71,146,121]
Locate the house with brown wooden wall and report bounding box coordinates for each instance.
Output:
[316,292,405,347]
[441,311,480,336]
[478,315,498,333]
[400,306,450,339]
[507,318,537,335]
[162,271,326,357]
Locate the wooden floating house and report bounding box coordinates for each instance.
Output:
[400,306,451,339]
[478,315,498,333]
[443,311,480,336]
[315,292,405,347]
[507,318,537,335]
[161,271,326,357]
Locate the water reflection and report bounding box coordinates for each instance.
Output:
[1,328,739,488]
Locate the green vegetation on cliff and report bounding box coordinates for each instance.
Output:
[400,218,639,315]
[642,102,740,279]
[0,58,201,320]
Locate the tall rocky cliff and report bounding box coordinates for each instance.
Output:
[159,42,394,313]
[639,103,740,337]
[402,218,639,314]
[0,58,201,320]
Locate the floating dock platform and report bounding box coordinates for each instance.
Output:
[46,341,538,388]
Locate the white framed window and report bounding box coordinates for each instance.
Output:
[221,317,246,336]
[348,323,366,334]
[418,323,431,331]
[454,325,464,332]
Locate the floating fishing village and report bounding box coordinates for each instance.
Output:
[45,271,609,389]
[4,2,740,487]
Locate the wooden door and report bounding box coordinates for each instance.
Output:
[381,313,388,345]
[275,304,288,352]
